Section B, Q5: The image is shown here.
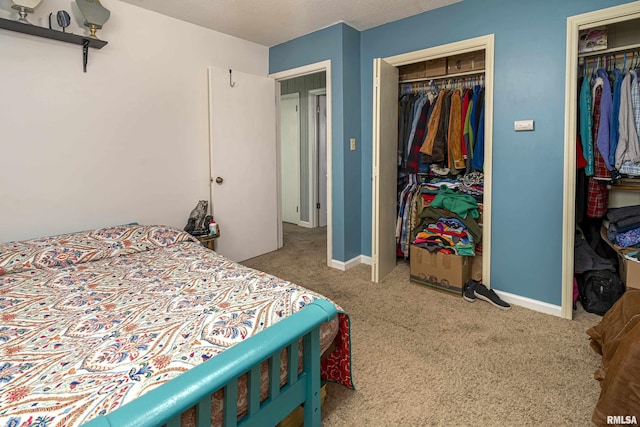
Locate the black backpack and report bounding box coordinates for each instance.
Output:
[578,270,625,315]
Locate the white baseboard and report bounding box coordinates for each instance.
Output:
[330,255,371,271]
[298,221,312,229]
[493,290,562,317]
[360,255,372,265]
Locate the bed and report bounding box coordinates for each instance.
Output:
[0,224,353,426]
[587,288,640,426]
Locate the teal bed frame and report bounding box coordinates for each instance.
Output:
[83,299,338,427]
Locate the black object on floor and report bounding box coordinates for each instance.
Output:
[474,284,511,310]
[463,279,478,302]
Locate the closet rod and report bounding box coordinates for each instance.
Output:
[399,69,485,84]
[578,42,640,58]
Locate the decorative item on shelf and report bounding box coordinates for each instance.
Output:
[48,10,70,32]
[11,0,43,25]
[76,0,110,39]
[578,26,608,54]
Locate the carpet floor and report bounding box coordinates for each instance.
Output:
[242,223,603,426]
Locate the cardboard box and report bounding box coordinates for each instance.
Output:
[600,226,640,290]
[447,51,485,74]
[398,58,447,81]
[409,244,471,295]
[470,255,483,282]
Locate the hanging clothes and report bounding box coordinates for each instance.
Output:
[595,68,614,171]
[615,71,640,168]
[447,89,465,171]
[420,88,450,161]
[406,96,431,173]
[609,68,624,169]
[397,76,486,260]
[632,70,640,142]
[587,76,609,218]
[461,89,472,173]
[579,75,595,176]
[472,102,485,172]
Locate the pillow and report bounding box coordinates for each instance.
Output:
[0,224,198,274]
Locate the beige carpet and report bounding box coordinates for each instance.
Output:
[242,224,603,426]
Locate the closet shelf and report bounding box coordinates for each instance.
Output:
[608,184,640,191]
[399,69,485,84]
[578,42,640,58]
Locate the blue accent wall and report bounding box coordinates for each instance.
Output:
[270,23,361,263]
[270,0,636,305]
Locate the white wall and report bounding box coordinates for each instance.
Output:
[0,0,268,242]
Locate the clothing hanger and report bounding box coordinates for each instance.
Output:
[430,79,439,95]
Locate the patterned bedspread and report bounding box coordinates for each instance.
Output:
[0,225,352,426]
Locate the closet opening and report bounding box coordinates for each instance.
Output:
[565,4,640,319]
[372,35,495,290]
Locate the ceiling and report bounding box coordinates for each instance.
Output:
[118,0,462,47]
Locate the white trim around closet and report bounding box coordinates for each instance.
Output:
[563,1,640,320]
[270,61,334,268]
[381,34,495,288]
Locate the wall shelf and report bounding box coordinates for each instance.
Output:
[0,16,107,71]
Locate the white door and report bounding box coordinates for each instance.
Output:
[371,58,399,282]
[208,66,278,262]
[318,94,328,227]
[280,93,300,224]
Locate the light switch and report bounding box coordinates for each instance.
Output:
[350,138,357,151]
[514,120,534,131]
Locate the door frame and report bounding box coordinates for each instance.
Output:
[372,34,495,285]
[280,92,301,225]
[308,88,327,229]
[562,1,640,320]
[270,61,333,266]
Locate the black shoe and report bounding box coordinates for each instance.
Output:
[462,279,478,302]
[473,284,511,310]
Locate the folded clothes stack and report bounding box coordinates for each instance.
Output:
[412,186,482,255]
[607,205,640,248]
[413,218,475,255]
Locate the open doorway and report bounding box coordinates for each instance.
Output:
[270,61,333,267]
[278,72,328,243]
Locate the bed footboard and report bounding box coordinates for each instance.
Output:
[82,299,338,427]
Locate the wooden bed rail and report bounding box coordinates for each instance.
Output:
[82,299,338,427]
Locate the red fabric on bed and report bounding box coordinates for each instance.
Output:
[322,313,354,389]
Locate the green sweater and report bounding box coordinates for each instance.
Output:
[430,186,479,219]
